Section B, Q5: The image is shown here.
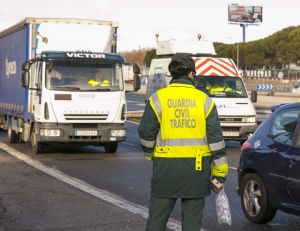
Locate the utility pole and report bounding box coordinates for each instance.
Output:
[237,42,239,69]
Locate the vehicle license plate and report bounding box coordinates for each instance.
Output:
[75,131,97,136]
[222,132,239,136]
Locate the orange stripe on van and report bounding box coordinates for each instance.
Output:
[193,57,238,77]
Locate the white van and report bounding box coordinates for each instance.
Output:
[145,40,257,145]
[292,80,300,93]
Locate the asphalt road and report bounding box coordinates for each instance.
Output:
[0,91,299,230]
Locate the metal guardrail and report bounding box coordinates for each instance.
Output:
[255,106,272,115]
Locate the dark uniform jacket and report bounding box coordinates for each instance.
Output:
[138,76,227,198]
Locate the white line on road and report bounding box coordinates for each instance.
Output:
[122,142,137,146]
[0,142,182,231]
[126,120,139,125]
[229,167,237,170]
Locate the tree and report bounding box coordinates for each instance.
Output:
[121,47,153,76]
[122,47,147,66]
[144,49,157,68]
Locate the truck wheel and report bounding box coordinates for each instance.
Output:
[240,173,277,223]
[104,142,118,153]
[30,130,45,154]
[8,119,17,143]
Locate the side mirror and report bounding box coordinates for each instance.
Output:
[22,61,31,89]
[133,74,141,91]
[132,64,141,91]
[133,64,141,74]
[22,72,30,88]
[22,61,31,71]
[250,90,257,103]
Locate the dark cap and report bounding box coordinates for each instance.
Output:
[171,54,195,70]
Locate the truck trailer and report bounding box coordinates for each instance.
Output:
[0,17,140,154]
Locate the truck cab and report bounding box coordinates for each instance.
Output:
[0,18,141,154]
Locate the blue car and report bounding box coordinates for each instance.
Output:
[237,102,300,223]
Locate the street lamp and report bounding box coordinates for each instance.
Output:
[155,33,159,43]
[237,42,239,69]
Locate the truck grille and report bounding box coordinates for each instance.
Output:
[64,114,108,120]
[73,123,98,129]
[219,118,243,122]
[69,135,101,141]
[222,127,240,132]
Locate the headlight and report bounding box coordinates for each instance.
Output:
[40,129,61,136]
[243,117,257,123]
[110,129,126,137]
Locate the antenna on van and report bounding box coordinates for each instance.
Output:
[155,33,159,43]
[198,34,202,41]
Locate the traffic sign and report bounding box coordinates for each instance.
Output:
[278,72,283,79]
[257,84,274,90]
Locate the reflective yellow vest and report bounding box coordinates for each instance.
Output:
[88,79,100,87]
[100,79,110,86]
[88,79,110,87]
[149,83,215,171]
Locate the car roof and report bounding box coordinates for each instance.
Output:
[271,102,300,113]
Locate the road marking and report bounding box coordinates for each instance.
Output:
[229,167,237,170]
[0,142,182,231]
[122,142,137,146]
[126,120,139,125]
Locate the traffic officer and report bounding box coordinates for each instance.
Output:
[88,71,110,87]
[210,79,232,93]
[138,54,228,231]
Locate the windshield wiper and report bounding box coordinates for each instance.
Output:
[84,88,112,92]
[50,87,82,91]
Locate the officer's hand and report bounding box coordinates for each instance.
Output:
[220,183,225,190]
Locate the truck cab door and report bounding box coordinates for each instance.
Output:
[32,61,43,121]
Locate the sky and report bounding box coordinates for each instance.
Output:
[0,0,299,52]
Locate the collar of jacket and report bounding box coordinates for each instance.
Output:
[169,76,195,86]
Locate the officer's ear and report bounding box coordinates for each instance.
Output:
[192,70,196,78]
[188,71,195,79]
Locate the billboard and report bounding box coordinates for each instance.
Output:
[228,4,263,23]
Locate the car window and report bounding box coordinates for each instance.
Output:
[271,108,299,145]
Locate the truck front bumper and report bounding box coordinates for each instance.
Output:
[35,123,126,144]
[221,122,257,141]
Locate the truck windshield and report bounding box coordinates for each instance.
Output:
[194,76,248,98]
[45,61,123,91]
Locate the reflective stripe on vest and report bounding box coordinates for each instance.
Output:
[149,83,215,170]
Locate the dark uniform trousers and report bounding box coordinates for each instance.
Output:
[146,196,205,231]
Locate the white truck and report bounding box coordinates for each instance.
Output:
[145,39,257,145]
[0,17,141,154]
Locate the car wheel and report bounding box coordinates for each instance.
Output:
[240,173,277,223]
[104,142,118,153]
[8,118,17,143]
[30,129,45,154]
